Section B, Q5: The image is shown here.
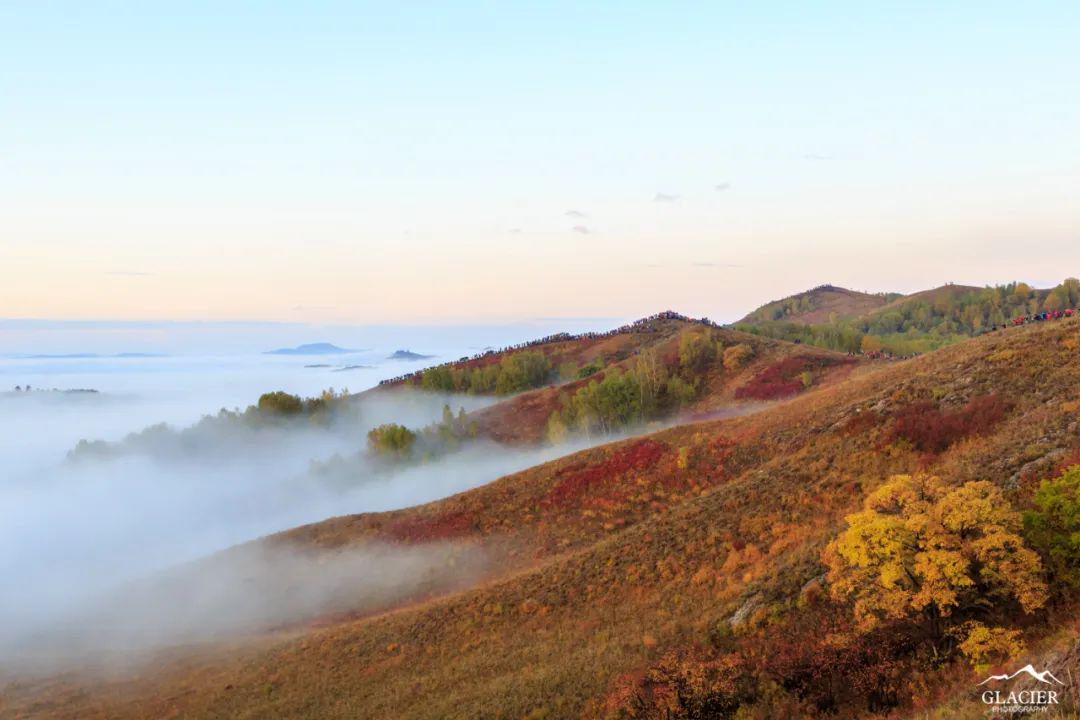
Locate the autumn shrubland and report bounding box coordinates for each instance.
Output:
[6,314,1080,719]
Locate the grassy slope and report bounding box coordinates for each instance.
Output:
[7,320,1080,719]
[737,285,896,325]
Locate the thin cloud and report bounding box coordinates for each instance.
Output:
[714,182,732,191]
[105,271,153,277]
[802,153,832,161]
[564,210,587,219]
[653,193,680,203]
[691,262,742,268]
[571,225,591,235]
[506,228,523,234]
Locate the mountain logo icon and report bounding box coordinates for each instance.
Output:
[978,664,1065,686]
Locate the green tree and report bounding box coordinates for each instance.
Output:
[565,369,643,434]
[678,330,719,374]
[257,391,304,416]
[546,411,569,444]
[1024,465,1080,593]
[494,351,552,394]
[632,349,668,417]
[665,375,697,409]
[367,423,418,458]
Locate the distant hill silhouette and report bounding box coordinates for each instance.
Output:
[387,350,434,360]
[264,343,356,356]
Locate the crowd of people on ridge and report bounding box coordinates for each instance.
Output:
[847,306,1077,361]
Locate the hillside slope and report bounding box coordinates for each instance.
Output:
[371,313,861,446]
[737,284,897,325]
[736,279,1080,355]
[8,318,1080,718]
[464,324,857,444]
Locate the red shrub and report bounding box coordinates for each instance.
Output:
[383,510,475,542]
[1048,447,1080,476]
[545,439,666,508]
[889,394,1011,454]
[734,356,845,401]
[755,608,915,713]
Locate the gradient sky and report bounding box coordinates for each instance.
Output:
[2,1,1078,324]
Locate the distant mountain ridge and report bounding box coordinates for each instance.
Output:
[264,343,357,356]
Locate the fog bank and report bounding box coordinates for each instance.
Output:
[0,352,633,672]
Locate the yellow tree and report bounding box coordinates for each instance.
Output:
[859,335,884,354]
[823,475,1047,635]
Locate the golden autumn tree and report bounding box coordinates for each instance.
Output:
[823,475,1047,635]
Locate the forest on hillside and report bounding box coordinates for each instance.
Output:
[735,279,1080,354]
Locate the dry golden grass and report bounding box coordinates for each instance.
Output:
[5,320,1080,719]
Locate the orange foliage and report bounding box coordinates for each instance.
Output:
[598,648,747,720]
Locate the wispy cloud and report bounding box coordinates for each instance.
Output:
[691,261,742,268]
[653,193,680,203]
[642,261,742,269]
[714,182,732,191]
[571,225,591,235]
[564,209,587,219]
[801,153,831,161]
[506,228,523,234]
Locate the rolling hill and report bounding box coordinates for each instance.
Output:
[6,311,1080,718]
[736,278,1080,355]
[737,284,899,325]
[371,312,860,446]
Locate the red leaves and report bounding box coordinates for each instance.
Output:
[752,607,914,713]
[545,439,667,508]
[889,394,1011,454]
[734,355,847,401]
[383,510,475,542]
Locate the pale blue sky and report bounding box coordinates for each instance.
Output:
[2,1,1078,323]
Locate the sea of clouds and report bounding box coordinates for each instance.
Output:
[0,319,623,671]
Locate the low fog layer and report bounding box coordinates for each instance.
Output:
[0,353,636,672]
[10,541,487,674]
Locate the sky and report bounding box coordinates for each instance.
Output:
[2,1,1078,326]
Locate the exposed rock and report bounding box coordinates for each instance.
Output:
[729,594,763,629]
